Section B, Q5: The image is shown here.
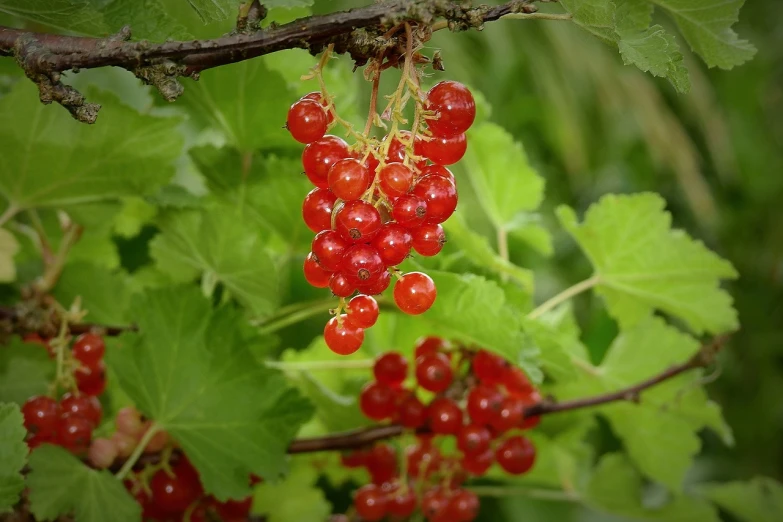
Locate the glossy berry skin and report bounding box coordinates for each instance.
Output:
[75,361,107,396]
[407,442,441,479]
[72,333,105,367]
[149,459,204,514]
[414,336,447,358]
[302,188,337,233]
[466,385,503,426]
[56,415,93,454]
[358,269,391,295]
[473,349,506,385]
[495,436,536,475]
[111,431,136,458]
[324,315,364,355]
[457,424,491,456]
[421,487,449,521]
[373,352,408,387]
[302,91,334,124]
[360,382,397,420]
[366,443,397,484]
[354,484,388,522]
[388,488,417,518]
[115,406,143,437]
[340,244,385,287]
[328,158,371,201]
[329,272,355,298]
[491,396,524,433]
[394,271,437,315]
[399,394,428,428]
[420,164,455,183]
[392,194,428,228]
[335,200,381,243]
[416,352,452,392]
[87,437,118,469]
[462,447,494,476]
[371,224,412,266]
[287,99,328,144]
[60,392,102,427]
[503,366,536,396]
[311,230,348,272]
[413,174,458,225]
[379,162,414,198]
[421,133,467,166]
[411,223,446,256]
[444,489,480,522]
[304,252,332,288]
[302,136,349,188]
[386,131,415,164]
[341,450,368,468]
[214,497,252,521]
[426,81,476,138]
[520,390,542,430]
[429,397,463,434]
[346,294,379,328]
[21,396,60,436]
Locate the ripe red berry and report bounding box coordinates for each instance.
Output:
[391,194,428,228]
[426,81,476,138]
[75,361,107,396]
[359,382,397,421]
[72,333,105,367]
[287,99,328,144]
[519,389,542,430]
[335,200,381,243]
[466,384,503,426]
[414,336,446,358]
[457,424,491,456]
[340,244,384,287]
[60,392,102,427]
[394,272,437,315]
[386,131,414,164]
[366,443,398,484]
[420,133,467,166]
[388,487,417,517]
[398,394,428,428]
[503,366,536,397]
[302,188,337,233]
[304,252,332,288]
[415,352,452,392]
[371,224,412,266]
[379,162,414,198]
[472,349,506,385]
[302,91,334,124]
[149,458,204,514]
[341,449,369,468]
[328,158,371,201]
[21,396,60,436]
[373,352,408,387]
[324,315,364,355]
[421,487,449,521]
[87,437,118,469]
[311,230,348,272]
[354,484,388,522]
[495,436,536,475]
[115,406,143,437]
[413,174,458,225]
[329,272,355,298]
[444,489,480,521]
[56,415,93,454]
[357,269,391,295]
[462,447,494,476]
[407,443,441,479]
[420,164,455,183]
[346,294,379,329]
[214,497,252,521]
[411,223,446,256]
[491,396,524,433]
[428,397,463,434]
[302,136,349,188]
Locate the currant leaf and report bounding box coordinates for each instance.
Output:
[700,477,783,522]
[0,403,26,513]
[254,460,332,522]
[0,228,19,283]
[53,263,134,325]
[0,339,53,406]
[0,0,106,35]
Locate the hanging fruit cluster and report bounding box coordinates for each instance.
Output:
[288,35,476,356]
[341,336,541,521]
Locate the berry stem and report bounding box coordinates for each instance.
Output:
[363,67,381,137]
[526,275,601,320]
[34,220,84,294]
[0,203,19,228]
[115,422,162,480]
[255,299,335,335]
[264,359,374,371]
[465,485,581,502]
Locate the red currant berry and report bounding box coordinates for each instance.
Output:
[302,91,334,124]
[457,424,491,456]
[519,389,542,429]
[495,436,536,475]
[354,484,388,522]
[341,449,369,468]
[472,349,506,385]
[398,394,428,428]
[357,269,391,295]
[490,396,524,433]
[115,406,143,437]
[411,223,446,256]
[503,366,536,396]
[60,392,102,427]
[311,230,348,272]
[149,458,204,514]
[287,99,328,144]
[407,443,441,479]
[87,437,118,469]
[329,272,356,298]
[328,158,371,201]
[421,133,467,165]
[386,131,413,164]
[413,174,458,225]
[304,252,332,288]
[359,381,397,421]
[346,294,379,329]
[75,361,107,396]
[214,497,252,521]
[444,489,479,522]
[415,352,452,392]
[426,81,476,137]
[366,443,398,484]
[21,396,60,436]
[388,488,417,518]
[414,336,446,358]
[371,224,412,266]
[379,162,414,198]
[302,136,349,188]
[466,384,503,426]
[72,333,105,367]
[394,272,437,315]
[421,487,449,521]
[462,447,494,476]
[335,200,381,243]
[420,164,455,183]
[428,397,463,434]
[56,415,93,454]
[391,194,428,228]
[302,188,337,233]
[340,244,384,286]
[373,352,408,387]
[324,315,364,355]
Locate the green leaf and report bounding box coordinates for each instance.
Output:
[0,0,106,35]
[557,193,738,334]
[0,83,182,210]
[0,403,26,513]
[100,0,191,41]
[618,24,691,93]
[559,0,618,43]
[52,263,134,325]
[701,477,783,522]
[0,338,53,405]
[586,453,719,522]
[184,0,234,22]
[0,228,19,282]
[27,445,140,522]
[650,0,756,69]
[108,287,314,499]
[150,202,280,318]
[254,459,331,522]
[522,303,589,381]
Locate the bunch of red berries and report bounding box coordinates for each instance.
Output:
[341,336,541,521]
[288,80,476,356]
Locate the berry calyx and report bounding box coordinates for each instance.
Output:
[394,272,437,315]
[413,174,458,225]
[392,194,428,228]
[324,315,364,355]
[358,269,391,295]
[335,200,382,243]
[340,244,384,286]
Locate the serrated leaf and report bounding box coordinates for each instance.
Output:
[254,459,331,522]
[0,338,53,405]
[650,0,756,69]
[616,0,653,32]
[618,24,691,93]
[108,287,314,499]
[557,193,738,334]
[0,83,182,210]
[150,202,279,318]
[0,228,19,282]
[27,445,140,522]
[100,0,191,40]
[0,403,26,512]
[113,197,158,238]
[184,0,233,22]
[522,303,589,381]
[700,477,783,522]
[505,213,553,256]
[586,453,719,521]
[0,0,106,35]
[52,263,134,325]
[559,0,618,43]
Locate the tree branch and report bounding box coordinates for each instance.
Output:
[0,0,543,122]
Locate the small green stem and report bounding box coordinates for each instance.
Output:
[116,423,161,480]
[467,485,581,502]
[264,359,373,371]
[501,12,573,21]
[256,300,331,335]
[527,275,600,320]
[0,203,19,228]
[34,223,83,294]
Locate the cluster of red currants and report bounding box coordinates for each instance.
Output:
[341,336,541,521]
[288,80,476,356]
